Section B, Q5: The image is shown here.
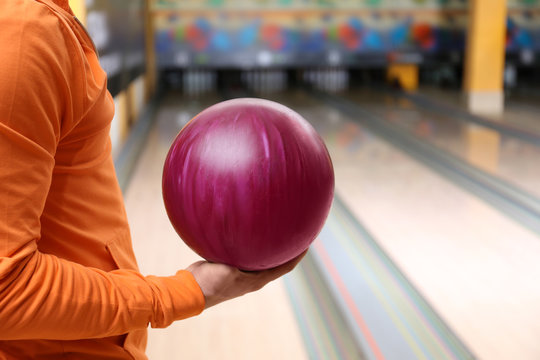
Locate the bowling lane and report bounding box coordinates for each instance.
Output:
[264,90,540,360]
[504,94,540,136]
[341,88,540,200]
[122,92,308,360]
[414,86,540,136]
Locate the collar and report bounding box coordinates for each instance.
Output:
[51,0,73,14]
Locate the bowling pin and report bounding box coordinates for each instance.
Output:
[196,70,200,96]
[202,71,206,94]
[185,71,191,96]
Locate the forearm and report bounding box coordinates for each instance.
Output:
[0,250,204,341]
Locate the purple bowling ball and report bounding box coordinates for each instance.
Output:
[162,98,334,271]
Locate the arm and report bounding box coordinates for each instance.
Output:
[0,2,303,341]
[0,2,205,340]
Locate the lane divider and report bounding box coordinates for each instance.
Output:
[284,195,476,360]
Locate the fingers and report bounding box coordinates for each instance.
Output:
[261,248,308,282]
[186,260,206,272]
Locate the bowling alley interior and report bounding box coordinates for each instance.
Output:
[67,0,539,359]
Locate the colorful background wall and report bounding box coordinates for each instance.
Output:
[152,0,540,69]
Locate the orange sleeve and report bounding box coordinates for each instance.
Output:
[0,1,204,341]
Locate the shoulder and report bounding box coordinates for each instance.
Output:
[1,1,71,39]
[0,0,84,151]
[0,1,80,77]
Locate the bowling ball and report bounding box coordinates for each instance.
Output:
[162,98,334,271]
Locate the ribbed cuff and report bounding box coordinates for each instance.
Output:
[148,270,205,328]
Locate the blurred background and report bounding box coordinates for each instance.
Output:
[71,0,540,359]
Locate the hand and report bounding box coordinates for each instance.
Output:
[186,250,307,309]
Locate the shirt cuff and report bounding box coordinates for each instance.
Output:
[148,270,206,328]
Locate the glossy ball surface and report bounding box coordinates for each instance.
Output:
[162,98,334,270]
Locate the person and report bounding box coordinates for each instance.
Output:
[0,0,304,358]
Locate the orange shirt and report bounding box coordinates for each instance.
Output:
[0,0,205,358]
